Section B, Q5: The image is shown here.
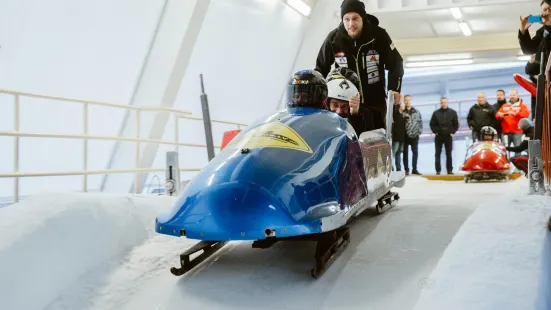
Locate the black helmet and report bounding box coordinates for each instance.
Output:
[518,118,533,132]
[480,126,498,141]
[285,69,328,109]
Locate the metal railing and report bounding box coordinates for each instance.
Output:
[0,89,533,202]
[410,94,532,140]
[0,89,247,202]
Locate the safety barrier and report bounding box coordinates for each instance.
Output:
[0,89,533,203]
[0,89,247,202]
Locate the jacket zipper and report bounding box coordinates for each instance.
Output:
[353,39,375,104]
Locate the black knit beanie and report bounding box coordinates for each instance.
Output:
[341,0,367,19]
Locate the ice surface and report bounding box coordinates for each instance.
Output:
[1,177,550,310]
[412,182,551,310]
[0,192,176,310]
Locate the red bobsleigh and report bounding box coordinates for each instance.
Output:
[461,126,511,183]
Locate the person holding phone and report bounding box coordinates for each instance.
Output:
[519,1,551,71]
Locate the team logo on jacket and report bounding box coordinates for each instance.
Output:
[227,121,313,153]
[335,52,348,68]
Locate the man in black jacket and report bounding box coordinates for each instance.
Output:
[506,118,534,175]
[315,0,404,131]
[466,92,496,141]
[519,1,551,77]
[429,97,459,175]
[392,98,406,171]
[525,56,539,121]
[492,89,507,136]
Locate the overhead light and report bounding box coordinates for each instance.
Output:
[407,53,472,62]
[458,22,472,36]
[517,55,531,61]
[406,59,474,68]
[450,8,462,20]
[286,0,311,16]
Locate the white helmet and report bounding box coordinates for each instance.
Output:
[327,77,359,101]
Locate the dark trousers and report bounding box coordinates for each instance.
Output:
[403,136,419,172]
[435,134,453,173]
[372,106,386,130]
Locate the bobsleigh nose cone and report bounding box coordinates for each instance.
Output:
[157,182,316,240]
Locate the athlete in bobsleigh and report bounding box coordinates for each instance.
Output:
[325,67,374,134]
[155,69,405,279]
[480,125,500,142]
[462,125,511,182]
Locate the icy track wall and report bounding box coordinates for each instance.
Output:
[412,182,551,310]
[0,192,176,310]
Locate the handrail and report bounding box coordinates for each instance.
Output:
[0,88,193,114]
[0,89,246,203]
[0,88,534,203]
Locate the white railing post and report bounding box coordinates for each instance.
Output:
[13,94,20,203]
[174,113,179,151]
[135,110,141,194]
[0,88,251,201]
[83,103,88,192]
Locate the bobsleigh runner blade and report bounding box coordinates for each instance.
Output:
[170,240,228,276]
[311,226,351,278]
[376,191,400,214]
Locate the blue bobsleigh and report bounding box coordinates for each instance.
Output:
[155,71,405,278]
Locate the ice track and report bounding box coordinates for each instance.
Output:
[1,176,527,310]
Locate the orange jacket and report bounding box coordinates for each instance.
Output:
[495,100,530,133]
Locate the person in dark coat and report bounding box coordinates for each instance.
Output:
[391,98,406,171]
[466,92,496,141]
[492,89,507,136]
[525,56,539,121]
[315,0,404,131]
[519,1,551,78]
[429,97,459,175]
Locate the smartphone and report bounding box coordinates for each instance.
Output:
[528,15,543,24]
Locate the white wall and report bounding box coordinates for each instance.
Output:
[0,0,167,198]
[145,0,311,190]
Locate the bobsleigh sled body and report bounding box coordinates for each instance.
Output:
[461,140,511,182]
[155,107,405,277]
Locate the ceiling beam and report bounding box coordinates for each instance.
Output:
[394,31,520,56]
[352,0,535,13]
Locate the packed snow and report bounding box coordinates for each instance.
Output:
[413,185,551,310]
[0,177,549,310]
[0,192,178,310]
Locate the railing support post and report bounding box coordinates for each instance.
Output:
[165,151,180,196]
[83,103,88,192]
[135,110,141,194]
[13,95,20,203]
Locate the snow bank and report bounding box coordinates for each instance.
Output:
[413,184,551,310]
[0,192,176,310]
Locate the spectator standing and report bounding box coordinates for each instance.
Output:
[402,95,422,175]
[429,97,459,175]
[495,89,530,156]
[519,2,551,77]
[314,0,404,130]
[492,89,507,136]
[392,97,406,171]
[525,55,539,122]
[466,92,496,141]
